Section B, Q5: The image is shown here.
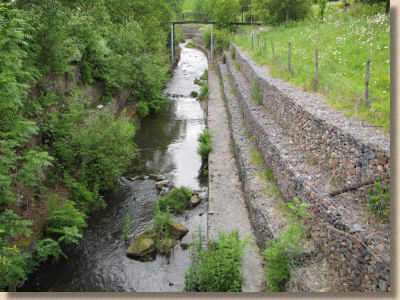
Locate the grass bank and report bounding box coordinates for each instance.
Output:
[234,4,390,131]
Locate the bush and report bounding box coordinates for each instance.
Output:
[198,83,209,101]
[80,61,94,84]
[46,200,87,243]
[0,210,35,290]
[153,204,171,235]
[191,91,199,98]
[366,181,390,221]
[251,79,262,104]
[184,230,250,292]
[65,174,105,214]
[318,0,328,19]
[200,69,208,81]
[137,100,150,118]
[252,0,311,25]
[197,130,212,161]
[262,198,310,291]
[157,187,193,214]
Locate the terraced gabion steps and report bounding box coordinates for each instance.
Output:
[219,63,335,292]
[221,45,390,292]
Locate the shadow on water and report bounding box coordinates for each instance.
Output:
[18,41,209,292]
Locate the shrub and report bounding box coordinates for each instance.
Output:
[318,0,328,19]
[80,61,94,84]
[65,174,105,214]
[33,238,65,260]
[252,0,311,25]
[222,54,226,64]
[46,200,87,245]
[153,204,171,235]
[157,187,193,215]
[184,229,250,292]
[262,198,310,291]
[366,181,390,221]
[191,91,199,98]
[186,41,195,48]
[0,210,35,290]
[137,100,150,118]
[197,130,212,161]
[194,78,203,86]
[251,79,262,104]
[200,69,208,81]
[198,82,209,101]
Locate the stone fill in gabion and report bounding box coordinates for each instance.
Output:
[223,45,390,292]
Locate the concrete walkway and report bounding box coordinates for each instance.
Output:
[207,67,264,292]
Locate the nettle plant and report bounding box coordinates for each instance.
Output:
[366,181,390,222]
[262,197,311,291]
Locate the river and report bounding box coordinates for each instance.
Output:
[19,41,209,292]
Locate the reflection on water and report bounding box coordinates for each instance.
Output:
[132,42,208,190]
[19,42,209,292]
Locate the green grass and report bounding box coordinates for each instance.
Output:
[259,168,284,199]
[250,147,263,166]
[200,69,208,80]
[157,187,193,214]
[234,4,390,131]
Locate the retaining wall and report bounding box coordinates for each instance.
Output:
[231,43,390,187]
[224,46,390,292]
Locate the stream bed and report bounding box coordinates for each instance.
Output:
[19,41,209,292]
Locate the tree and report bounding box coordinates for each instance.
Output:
[251,0,311,26]
[0,210,35,291]
[360,0,390,14]
[213,0,240,30]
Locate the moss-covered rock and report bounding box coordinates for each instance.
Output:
[126,234,156,258]
[156,237,177,254]
[169,221,189,239]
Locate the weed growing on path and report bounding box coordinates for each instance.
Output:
[184,228,250,292]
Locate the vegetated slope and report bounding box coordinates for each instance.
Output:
[234,4,390,131]
[0,1,181,291]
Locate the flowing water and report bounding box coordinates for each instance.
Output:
[19,41,209,292]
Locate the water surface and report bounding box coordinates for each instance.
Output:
[19,42,209,292]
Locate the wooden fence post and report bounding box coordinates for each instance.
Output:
[257,34,260,48]
[264,36,266,51]
[288,42,291,74]
[365,57,371,107]
[271,40,275,62]
[314,48,318,92]
[251,33,254,49]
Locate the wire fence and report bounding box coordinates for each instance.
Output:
[233,30,389,130]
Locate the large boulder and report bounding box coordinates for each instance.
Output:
[126,234,156,258]
[169,221,189,239]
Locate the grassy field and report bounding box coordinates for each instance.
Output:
[234,4,390,132]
